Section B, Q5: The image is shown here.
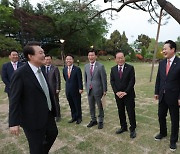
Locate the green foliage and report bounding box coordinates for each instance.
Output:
[0,57,9,72]
[0,35,22,56]
[43,0,108,54]
[48,48,61,57]
[129,50,136,61]
[144,52,153,59]
[141,46,147,58]
[0,5,20,36]
[105,30,131,55]
[125,55,131,62]
[136,34,151,49]
[156,48,164,59]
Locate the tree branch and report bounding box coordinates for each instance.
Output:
[89,0,146,20]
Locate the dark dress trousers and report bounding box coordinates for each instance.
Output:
[1,61,23,96]
[63,65,83,121]
[42,65,61,118]
[155,56,180,144]
[110,63,136,131]
[9,62,58,154]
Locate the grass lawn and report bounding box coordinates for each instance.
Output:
[0,61,179,154]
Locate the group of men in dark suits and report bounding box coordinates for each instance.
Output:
[1,40,179,153]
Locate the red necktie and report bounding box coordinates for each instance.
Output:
[89,65,93,89]
[166,59,171,75]
[90,65,93,76]
[119,66,122,79]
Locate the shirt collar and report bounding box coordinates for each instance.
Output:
[90,61,96,66]
[28,61,39,74]
[11,61,18,65]
[168,55,175,63]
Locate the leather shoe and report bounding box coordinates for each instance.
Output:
[98,122,103,129]
[87,121,98,127]
[76,119,82,124]
[68,119,76,123]
[170,142,177,152]
[154,133,167,141]
[130,130,136,138]
[116,128,128,134]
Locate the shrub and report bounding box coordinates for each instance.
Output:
[125,55,131,62]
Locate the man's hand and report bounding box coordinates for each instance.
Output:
[79,89,83,94]
[10,126,20,136]
[119,92,127,98]
[178,99,180,106]
[116,91,127,99]
[103,92,107,96]
[154,95,159,100]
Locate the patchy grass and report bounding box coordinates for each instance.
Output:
[0,61,179,154]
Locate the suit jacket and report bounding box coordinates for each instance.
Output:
[63,65,83,96]
[155,56,180,104]
[1,61,23,93]
[110,63,135,99]
[84,61,107,96]
[41,65,61,93]
[9,62,57,130]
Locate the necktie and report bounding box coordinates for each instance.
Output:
[166,59,171,75]
[46,66,50,74]
[119,66,123,79]
[68,66,71,79]
[13,63,17,70]
[90,64,93,76]
[37,68,52,110]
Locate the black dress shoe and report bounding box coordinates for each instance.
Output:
[130,130,136,138]
[170,142,177,152]
[87,121,98,127]
[98,122,103,129]
[76,119,82,124]
[68,119,76,123]
[154,133,167,141]
[116,128,128,134]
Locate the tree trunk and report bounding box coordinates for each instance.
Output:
[157,0,180,24]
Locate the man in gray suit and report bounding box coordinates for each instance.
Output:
[84,50,107,129]
[42,54,61,122]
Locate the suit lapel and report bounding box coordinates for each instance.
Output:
[121,63,127,80]
[9,62,14,72]
[25,63,44,92]
[161,60,166,77]
[167,57,178,75]
[92,62,98,78]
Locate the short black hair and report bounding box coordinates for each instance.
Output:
[65,54,74,59]
[9,49,18,55]
[45,54,52,59]
[23,41,41,60]
[114,51,124,58]
[88,49,97,55]
[164,40,176,52]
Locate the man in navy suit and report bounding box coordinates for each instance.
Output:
[9,42,58,154]
[110,52,136,139]
[63,54,83,124]
[1,50,23,97]
[154,40,180,151]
